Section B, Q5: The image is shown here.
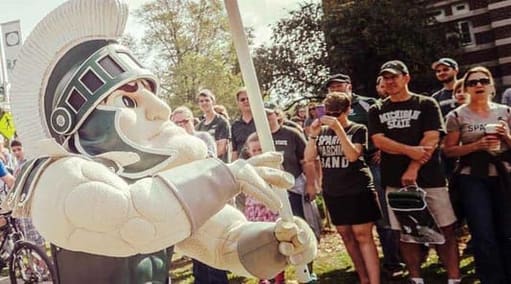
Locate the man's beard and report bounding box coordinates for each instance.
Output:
[440,75,455,84]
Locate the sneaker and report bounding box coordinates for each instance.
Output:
[382,265,405,280]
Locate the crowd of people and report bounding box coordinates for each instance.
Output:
[1,56,511,284]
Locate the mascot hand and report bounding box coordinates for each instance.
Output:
[275,217,317,265]
[227,152,294,212]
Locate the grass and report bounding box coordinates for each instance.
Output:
[170,229,480,284]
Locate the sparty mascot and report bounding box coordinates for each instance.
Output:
[5,0,317,283]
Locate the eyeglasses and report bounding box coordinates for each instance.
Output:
[466,78,491,87]
[239,97,249,102]
[173,119,190,125]
[309,107,316,110]
[326,111,342,117]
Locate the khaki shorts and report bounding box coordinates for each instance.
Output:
[386,186,457,231]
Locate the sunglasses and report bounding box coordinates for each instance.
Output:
[239,97,249,102]
[466,78,491,87]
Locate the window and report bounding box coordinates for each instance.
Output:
[457,21,474,46]
[452,2,469,15]
[431,9,445,21]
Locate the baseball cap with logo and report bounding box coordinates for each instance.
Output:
[379,60,409,75]
[431,57,458,70]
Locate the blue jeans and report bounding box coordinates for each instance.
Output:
[192,259,228,284]
[459,175,511,284]
[370,164,402,270]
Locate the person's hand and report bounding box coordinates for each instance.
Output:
[401,166,418,186]
[227,152,294,212]
[274,217,317,265]
[371,150,381,165]
[473,135,500,151]
[309,119,322,137]
[496,121,511,139]
[406,146,433,164]
[320,116,342,132]
[305,183,317,202]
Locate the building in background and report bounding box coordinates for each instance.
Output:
[322,0,511,92]
[428,0,511,89]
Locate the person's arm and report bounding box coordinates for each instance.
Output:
[0,162,14,189]
[372,134,432,161]
[216,139,228,158]
[401,130,440,185]
[215,118,231,158]
[444,131,500,157]
[320,116,363,162]
[1,174,14,189]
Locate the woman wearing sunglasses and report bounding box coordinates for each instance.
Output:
[305,92,381,284]
[443,66,511,284]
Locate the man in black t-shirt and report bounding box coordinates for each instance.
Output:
[368,60,460,284]
[196,89,231,163]
[231,88,256,161]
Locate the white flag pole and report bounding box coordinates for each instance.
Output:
[223,1,312,282]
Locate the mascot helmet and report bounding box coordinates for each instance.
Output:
[10,0,159,158]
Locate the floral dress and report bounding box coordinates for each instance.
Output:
[244,196,279,222]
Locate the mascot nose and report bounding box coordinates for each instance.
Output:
[144,92,171,121]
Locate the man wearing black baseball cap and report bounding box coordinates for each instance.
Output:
[324,73,376,130]
[369,60,461,284]
[431,58,459,117]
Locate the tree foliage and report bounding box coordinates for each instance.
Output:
[134,0,242,114]
[253,2,330,109]
[323,0,459,96]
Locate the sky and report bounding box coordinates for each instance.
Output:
[0,0,317,46]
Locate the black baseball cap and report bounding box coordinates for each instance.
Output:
[325,73,351,87]
[431,57,458,70]
[379,60,409,75]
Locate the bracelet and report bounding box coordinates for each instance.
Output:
[309,136,318,140]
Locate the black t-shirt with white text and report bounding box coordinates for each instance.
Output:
[272,126,306,178]
[317,123,373,196]
[368,93,446,188]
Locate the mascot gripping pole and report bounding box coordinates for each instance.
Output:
[224,1,313,282]
[6,0,317,283]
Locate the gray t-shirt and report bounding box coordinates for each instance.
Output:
[446,103,511,148]
[445,103,511,174]
[193,131,217,158]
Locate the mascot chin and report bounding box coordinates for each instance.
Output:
[5,0,316,283]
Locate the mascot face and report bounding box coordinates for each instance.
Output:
[75,77,208,179]
[102,79,183,148]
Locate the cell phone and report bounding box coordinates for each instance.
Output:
[316,104,325,118]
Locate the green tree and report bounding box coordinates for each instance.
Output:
[323,0,459,97]
[253,2,330,109]
[134,0,242,114]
